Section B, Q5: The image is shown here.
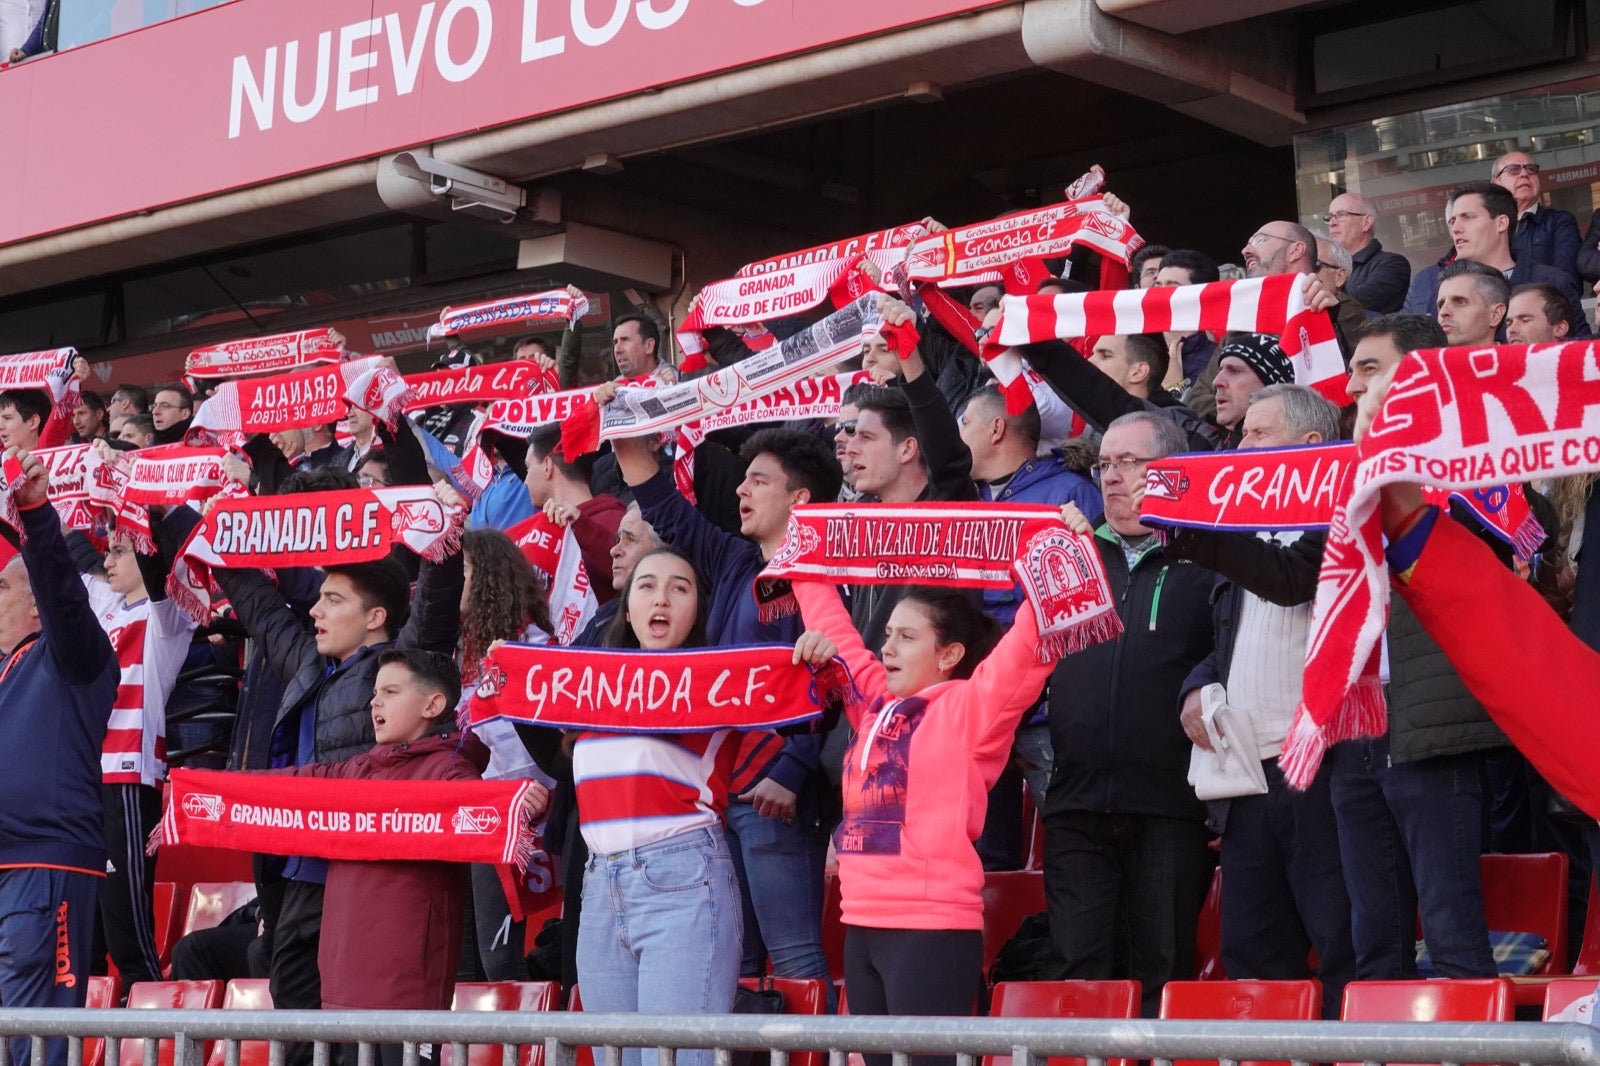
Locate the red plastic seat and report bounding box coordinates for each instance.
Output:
[981,872,1046,976]
[1159,980,1320,1066]
[1543,977,1600,1020]
[122,980,225,1066]
[181,882,258,939]
[1192,868,1224,981]
[735,979,827,1066]
[445,982,561,1066]
[985,980,1139,1066]
[203,980,274,1066]
[1339,979,1513,1066]
[1577,877,1600,976]
[83,974,121,1066]
[152,882,186,973]
[822,874,846,983]
[1478,852,1569,1008]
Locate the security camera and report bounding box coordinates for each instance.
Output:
[380,151,527,223]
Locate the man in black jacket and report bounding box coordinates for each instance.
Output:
[1170,384,1354,1018]
[1043,411,1217,1016]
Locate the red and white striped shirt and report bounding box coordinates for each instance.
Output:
[86,580,197,787]
[572,730,738,855]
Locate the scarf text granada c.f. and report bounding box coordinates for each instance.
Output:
[467,644,845,734]
[756,503,1122,663]
[1284,342,1600,788]
[153,769,538,869]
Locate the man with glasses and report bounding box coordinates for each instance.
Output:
[1491,151,1581,285]
[148,383,194,445]
[1326,193,1410,314]
[1042,411,1219,1016]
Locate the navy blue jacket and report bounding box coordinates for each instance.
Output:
[1347,239,1412,315]
[1403,256,1590,338]
[978,454,1100,627]
[631,469,819,794]
[0,502,117,871]
[1511,206,1581,283]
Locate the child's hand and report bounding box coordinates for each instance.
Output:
[522,782,551,821]
[793,630,838,667]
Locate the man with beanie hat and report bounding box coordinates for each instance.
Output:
[1210,334,1294,449]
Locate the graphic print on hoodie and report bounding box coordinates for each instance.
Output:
[834,695,929,857]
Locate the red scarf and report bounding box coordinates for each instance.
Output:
[757,503,1123,663]
[168,485,465,621]
[185,329,344,384]
[1139,443,1542,556]
[402,363,547,412]
[29,445,97,532]
[153,768,538,869]
[427,290,588,341]
[505,513,599,644]
[903,196,1144,286]
[994,274,1347,401]
[88,444,239,551]
[468,644,841,732]
[188,356,413,445]
[453,387,596,498]
[1285,343,1587,788]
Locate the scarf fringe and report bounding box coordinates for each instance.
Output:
[1035,610,1126,665]
[167,570,212,625]
[1511,512,1547,561]
[1278,678,1386,789]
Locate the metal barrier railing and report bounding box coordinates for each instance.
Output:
[0,1011,1595,1066]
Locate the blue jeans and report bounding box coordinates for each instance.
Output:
[0,867,99,1066]
[1219,760,1355,1018]
[1327,734,1496,979]
[723,800,833,1005]
[577,827,742,1066]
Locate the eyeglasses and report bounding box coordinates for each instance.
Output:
[1322,210,1370,223]
[105,546,132,558]
[834,419,858,437]
[357,473,390,488]
[1091,456,1157,480]
[1247,231,1294,248]
[1494,163,1541,178]
[150,401,186,412]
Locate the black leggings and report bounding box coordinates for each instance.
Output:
[843,926,984,1066]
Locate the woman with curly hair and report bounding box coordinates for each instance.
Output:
[459,528,554,980]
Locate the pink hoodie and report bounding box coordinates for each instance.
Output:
[796,582,1054,931]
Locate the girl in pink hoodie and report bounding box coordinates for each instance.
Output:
[793,581,1054,1045]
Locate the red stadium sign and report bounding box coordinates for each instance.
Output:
[0,0,1004,247]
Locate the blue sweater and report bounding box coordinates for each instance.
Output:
[0,502,117,872]
[631,470,820,793]
[979,454,1101,627]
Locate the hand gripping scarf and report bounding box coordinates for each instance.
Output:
[86,444,240,551]
[427,290,588,341]
[168,484,466,621]
[0,347,81,425]
[560,293,887,461]
[756,502,1123,663]
[188,356,413,445]
[1283,342,1598,788]
[185,329,345,384]
[1137,442,1543,558]
[467,643,846,733]
[994,274,1348,402]
[153,768,539,870]
[902,195,1144,288]
[697,371,876,434]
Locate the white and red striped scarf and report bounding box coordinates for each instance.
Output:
[506,512,599,645]
[168,484,465,622]
[995,273,1347,402]
[1284,342,1592,788]
[187,356,413,446]
[185,329,345,384]
[427,290,588,341]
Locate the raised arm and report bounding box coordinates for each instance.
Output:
[1164,529,1325,607]
[18,498,114,683]
[943,602,1053,757]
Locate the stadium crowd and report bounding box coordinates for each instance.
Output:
[0,157,1599,1066]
